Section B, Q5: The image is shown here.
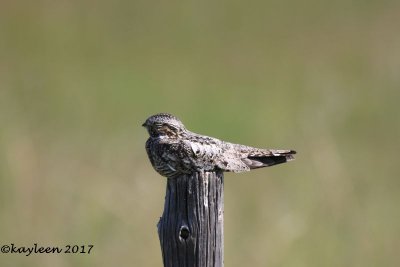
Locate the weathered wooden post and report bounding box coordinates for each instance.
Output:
[157,171,224,267]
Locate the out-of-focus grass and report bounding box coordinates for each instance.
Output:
[1,0,399,266]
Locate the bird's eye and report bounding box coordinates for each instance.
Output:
[159,124,179,137]
[161,123,176,131]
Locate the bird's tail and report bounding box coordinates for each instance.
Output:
[243,149,296,169]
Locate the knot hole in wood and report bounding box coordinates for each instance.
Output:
[179,225,190,240]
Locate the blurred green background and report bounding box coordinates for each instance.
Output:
[1,0,399,266]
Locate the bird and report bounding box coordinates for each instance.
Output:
[143,113,296,178]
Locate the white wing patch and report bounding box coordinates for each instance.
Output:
[189,141,220,158]
[190,142,201,155]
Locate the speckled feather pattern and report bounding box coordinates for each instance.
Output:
[143,113,296,178]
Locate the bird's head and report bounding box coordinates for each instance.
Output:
[142,113,186,138]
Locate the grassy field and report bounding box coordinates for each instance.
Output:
[1,0,399,266]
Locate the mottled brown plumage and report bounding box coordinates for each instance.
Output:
[143,113,296,178]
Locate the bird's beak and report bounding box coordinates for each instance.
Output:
[142,122,147,127]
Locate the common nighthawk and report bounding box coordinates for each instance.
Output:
[143,113,296,178]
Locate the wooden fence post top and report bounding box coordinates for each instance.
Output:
[158,172,224,267]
